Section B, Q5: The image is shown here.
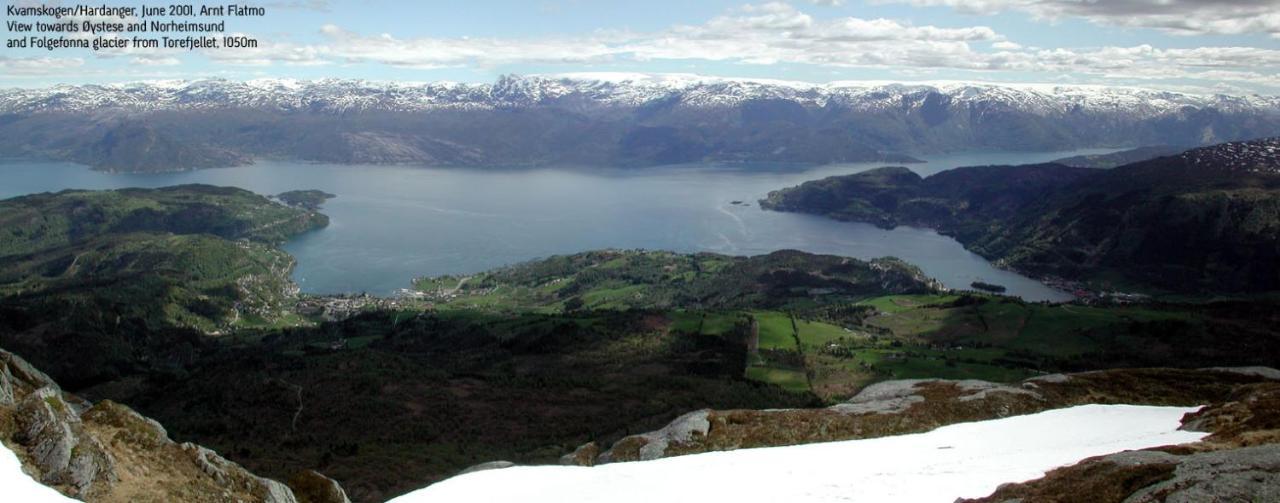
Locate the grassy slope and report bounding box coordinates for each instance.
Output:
[0,184,327,327]
[415,249,937,313]
[413,250,1280,404]
[0,185,327,386]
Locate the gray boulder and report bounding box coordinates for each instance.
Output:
[1127,445,1280,502]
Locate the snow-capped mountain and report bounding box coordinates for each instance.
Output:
[1,74,1278,172]
[3,74,1277,116]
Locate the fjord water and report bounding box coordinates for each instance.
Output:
[1,150,1112,302]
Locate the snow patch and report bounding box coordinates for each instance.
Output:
[391,404,1207,503]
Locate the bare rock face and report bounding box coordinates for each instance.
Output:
[13,387,117,498]
[829,379,929,414]
[826,378,1036,414]
[0,348,344,503]
[599,409,711,463]
[1127,445,1280,502]
[0,350,59,391]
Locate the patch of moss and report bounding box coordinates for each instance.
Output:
[43,394,67,415]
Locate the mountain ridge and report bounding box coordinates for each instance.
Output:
[2,75,1278,172]
[5,75,1278,115]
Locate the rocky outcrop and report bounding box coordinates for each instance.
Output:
[0,348,343,502]
[558,442,598,467]
[13,387,117,498]
[288,470,353,503]
[599,410,710,463]
[179,443,297,503]
[595,367,1279,464]
[828,379,929,414]
[1129,446,1280,502]
[1,350,58,405]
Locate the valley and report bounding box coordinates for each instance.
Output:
[0,139,1277,502]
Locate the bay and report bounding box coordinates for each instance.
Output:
[0,150,1115,302]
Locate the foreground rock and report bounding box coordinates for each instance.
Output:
[0,349,349,502]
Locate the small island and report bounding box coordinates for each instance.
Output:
[970,281,1008,293]
[276,189,336,210]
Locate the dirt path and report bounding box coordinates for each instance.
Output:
[443,276,471,296]
[277,379,304,434]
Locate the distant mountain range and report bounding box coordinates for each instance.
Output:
[2,74,1278,172]
[762,138,1280,294]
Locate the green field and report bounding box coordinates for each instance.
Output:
[752,311,798,350]
[670,311,743,336]
[795,318,855,349]
[745,365,810,393]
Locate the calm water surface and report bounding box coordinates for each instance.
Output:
[1,150,1115,302]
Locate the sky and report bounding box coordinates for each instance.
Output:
[2,0,1279,94]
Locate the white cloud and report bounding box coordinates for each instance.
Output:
[131,56,182,66]
[0,56,85,76]
[7,2,1279,93]
[274,2,1279,91]
[262,0,331,11]
[1023,45,1280,87]
[314,24,619,68]
[204,35,329,67]
[303,3,1002,71]
[878,0,1280,38]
